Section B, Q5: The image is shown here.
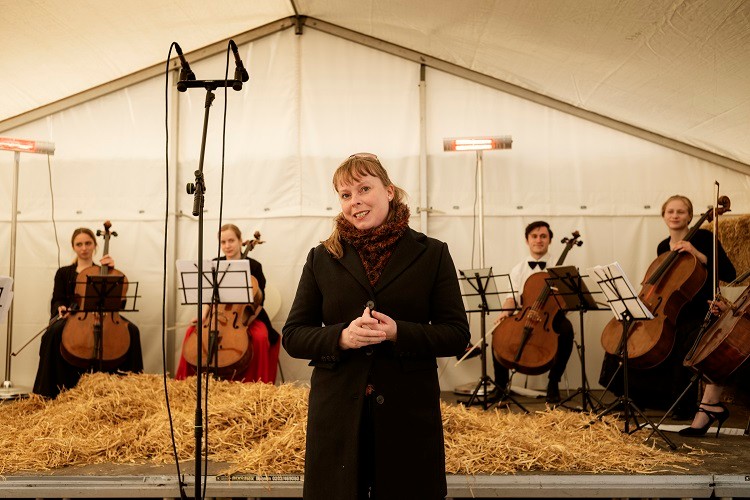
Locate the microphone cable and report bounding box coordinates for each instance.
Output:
[162,42,189,500]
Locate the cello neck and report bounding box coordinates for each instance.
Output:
[241,231,264,259]
[101,233,110,277]
[555,230,582,266]
[556,244,573,267]
[531,231,582,310]
[97,220,116,277]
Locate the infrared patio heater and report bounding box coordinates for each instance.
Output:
[0,137,56,399]
[443,136,512,268]
[444,136,512,405]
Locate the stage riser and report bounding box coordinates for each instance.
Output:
[0,473,745,498]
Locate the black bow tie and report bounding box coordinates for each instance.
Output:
[528,261,546,270]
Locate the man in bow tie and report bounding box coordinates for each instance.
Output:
[491,221,574,403]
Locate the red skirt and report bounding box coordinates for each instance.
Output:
[175,319,280,383]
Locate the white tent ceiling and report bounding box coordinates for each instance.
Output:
[1,0,748,168]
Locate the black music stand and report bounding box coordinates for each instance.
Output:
[176,259,254,376]
[458,268,526,411]
[590,263,676,449]
[546,266,606,412]
[0,276,26,400]
[77,274,129,371]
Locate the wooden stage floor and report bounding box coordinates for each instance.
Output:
[2,389,749,499]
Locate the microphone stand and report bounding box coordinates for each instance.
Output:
[180,71,245,500]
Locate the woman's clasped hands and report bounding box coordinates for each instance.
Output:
[339,307,397,349]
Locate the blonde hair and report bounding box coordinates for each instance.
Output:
[219,223,242,240]
[661,195,693,222]
[322,154,407,258]
[70,227,97,264]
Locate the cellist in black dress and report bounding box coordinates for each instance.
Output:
[33,227,143,398]
[600,195,736,418]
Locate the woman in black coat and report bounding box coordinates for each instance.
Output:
[283,153,470,500]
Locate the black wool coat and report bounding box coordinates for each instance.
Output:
[283,228,470,500]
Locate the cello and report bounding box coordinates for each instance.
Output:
[182,231,265,380]
[492,231,582,375]
[683,270,750,383]
[600,196,731,369]
[60,221,131,369]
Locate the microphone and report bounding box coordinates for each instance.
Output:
[229,40,250,90]
[174,43,196,92]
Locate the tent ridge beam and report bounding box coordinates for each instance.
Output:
[303,17,749,176]
[0,18,296,134]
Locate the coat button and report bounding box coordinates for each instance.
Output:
[376,395,384,404]
[365,300,376,310]
[364,347,373,356]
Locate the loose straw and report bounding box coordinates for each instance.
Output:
[0,373,700,476]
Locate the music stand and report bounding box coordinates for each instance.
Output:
[546,266,606,412]
[458,268,500,409]
[176,259,254,374]
[73,273,138,371]
[0,276,25,399]
[458,268,524,410]
[590,262,676,449]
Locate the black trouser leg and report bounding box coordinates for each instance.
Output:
[549,313,574,383]
[492,353,509,389]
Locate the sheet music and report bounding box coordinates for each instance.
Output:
[588,262,654,321]
[176,259,253,304]
[0,276,13,323]
[458,268,506,312]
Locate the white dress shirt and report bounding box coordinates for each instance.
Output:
[504,252,557,307]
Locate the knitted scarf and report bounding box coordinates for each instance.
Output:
[337,202,410,286]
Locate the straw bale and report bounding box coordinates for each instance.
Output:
[704,214,750,285]
[0,373,699,476]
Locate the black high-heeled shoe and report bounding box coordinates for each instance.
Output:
[678,402,729,437]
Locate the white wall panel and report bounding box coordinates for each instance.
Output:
[1,28,748,396]
[299,29,422,211]
[176,31,300,219]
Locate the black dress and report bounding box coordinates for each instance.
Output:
[32,264,144,398]
[600,229,736,415]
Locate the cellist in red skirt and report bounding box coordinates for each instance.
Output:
[175,224,280,383]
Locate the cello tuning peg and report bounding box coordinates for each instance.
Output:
[111,231,118,237]
[576,240,583,247]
